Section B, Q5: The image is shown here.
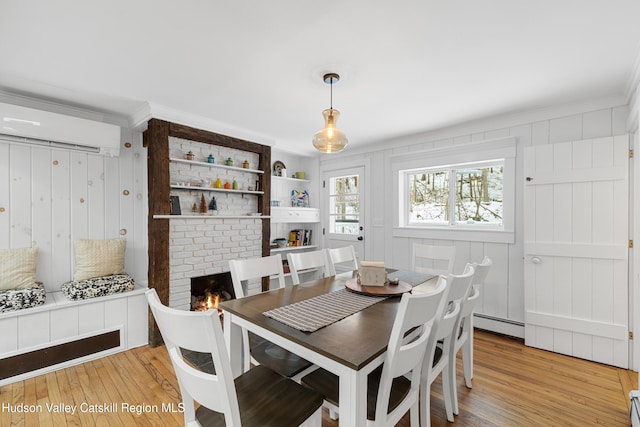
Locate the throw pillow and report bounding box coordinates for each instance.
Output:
[0,247,39,290]
[74,238,126,281]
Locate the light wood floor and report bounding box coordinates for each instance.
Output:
[1,330,636,426]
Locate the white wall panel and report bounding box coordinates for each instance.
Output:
[79,302,105,335]
[50,306,79,341]
[18,311,49,349]
[549,114,582,143]
[0,317,17,353]
[32,148,52,282]
[0,144,8,248]
[87,155,106,238]
[583,109,612,139]
[10,145,32,248]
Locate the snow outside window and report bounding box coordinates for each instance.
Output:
[405,160,504,228]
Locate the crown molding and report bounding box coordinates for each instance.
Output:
[139,103,275,147]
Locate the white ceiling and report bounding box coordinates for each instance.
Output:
[1,1,639,156]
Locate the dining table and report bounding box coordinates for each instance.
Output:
[219,270,437,427]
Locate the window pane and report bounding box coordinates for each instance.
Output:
[407,171,449,223]
[455,165,503,224]
[329,175,359,235]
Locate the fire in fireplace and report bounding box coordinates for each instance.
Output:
[190,272,235,313]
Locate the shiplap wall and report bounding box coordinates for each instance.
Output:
[321,102,629,337]
[0,129,148,293]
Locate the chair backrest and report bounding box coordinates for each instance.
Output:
[229,254,286,298]
[446,263,475,306]
[286,249,333,285]
[146,289,241,426]
[410,243,456,277]
[471,256,492,289]
[328,245,358,276]
[373,277,449,424]
[461,257,491,318]
[422,276,463,382]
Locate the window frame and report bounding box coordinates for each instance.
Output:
[392,137,516,244]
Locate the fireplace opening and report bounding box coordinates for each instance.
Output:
[190,272,235,312]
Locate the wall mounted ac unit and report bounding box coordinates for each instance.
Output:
[0,102,121,156]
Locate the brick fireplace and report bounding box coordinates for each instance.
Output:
[168,217,262,310]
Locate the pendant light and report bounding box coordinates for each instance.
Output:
[312,73,348,153]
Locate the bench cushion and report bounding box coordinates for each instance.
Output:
[0,282,46,313]
[61,274,135,301]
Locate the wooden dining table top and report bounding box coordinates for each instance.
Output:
[219,273,439,371]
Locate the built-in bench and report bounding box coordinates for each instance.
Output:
[0,284,148,386]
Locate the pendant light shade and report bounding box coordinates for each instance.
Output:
[313,73,348,154]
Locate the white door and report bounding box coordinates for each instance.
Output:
[322,166,365,273]
[524,136,629,368]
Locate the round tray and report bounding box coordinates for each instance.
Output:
[345,279,412,296]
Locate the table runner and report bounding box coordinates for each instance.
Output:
[263,288,386,332]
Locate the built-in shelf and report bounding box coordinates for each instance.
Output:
[170,184,264,195]
[154,214,269,219]
[270,245,318,253]
[170,157,264,174]
[272,175,310,183]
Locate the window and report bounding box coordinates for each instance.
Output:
[406,160,504,227]
[328,174,360,235]
[392,137,515,243]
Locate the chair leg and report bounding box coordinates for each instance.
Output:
[463,320,474,388]
[442,363,455,422]
[419,382,432,427]
[410,399,420,427]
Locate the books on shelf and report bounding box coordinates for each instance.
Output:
[288,229,313,247]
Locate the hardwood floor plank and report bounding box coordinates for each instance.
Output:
[0,330,635,427]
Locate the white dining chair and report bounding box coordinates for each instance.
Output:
[420,264,474,427]
[287,249,334,285]
[300,278,449,426]
[145,288,323,427]
[229,255,314,378]
[328,245,359,277]
[452,256,492,412]
[410,243,456,276]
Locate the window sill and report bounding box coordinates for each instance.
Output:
[393,226,515,244]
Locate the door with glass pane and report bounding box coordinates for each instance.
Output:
[322,166,365,273]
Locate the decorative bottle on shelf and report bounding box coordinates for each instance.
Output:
[186,151,194,161]
[207,154,215,164]
[215,177,222,188]
[208,196,217,214]
[232,178,238,190]
[224,181,231,189]
[243,160,249,169]
[225,157,233,166]
[199,194,208,214]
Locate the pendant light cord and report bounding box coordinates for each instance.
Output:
[330,78,333,109]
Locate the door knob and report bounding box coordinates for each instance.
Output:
[357,236,364,241]
[531,257,541,264]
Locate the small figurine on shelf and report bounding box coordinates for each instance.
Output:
[215,177,222,188]
[225,157,233,166]
[199,194,208,214]
[208,196,217,214]
[243,160,250,169]
[224,181,231,189]
[186,151,194,161]
[232,178,238,190]
[207,154,215,164]
[191,202,198,213]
